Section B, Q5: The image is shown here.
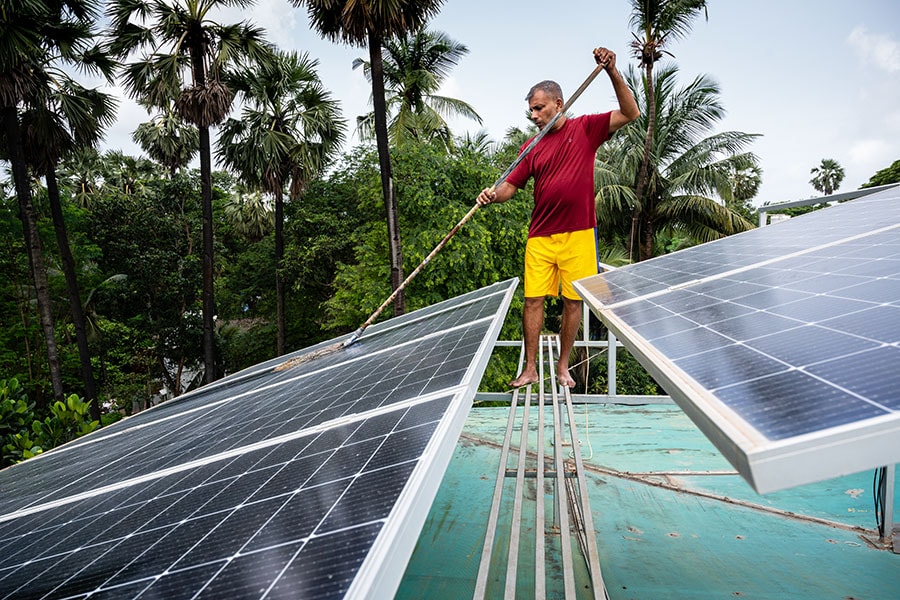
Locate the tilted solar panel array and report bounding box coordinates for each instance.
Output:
[575,188,900,493]
[0,279,518,599]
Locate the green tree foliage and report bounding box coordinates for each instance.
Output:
[0,378,32,446]
[595,64,757,261]
[809,158,845,196]
[0,0,114,405]
[293,0,446,317]
[107,0,275,383]
[0,197,39,388]
[21,73,118,423]
[88,171,206,398]
[132,102,200,176]
[310,139,536,392]
[861,159,900,188]
[355,28,481,149]
[218,49,345,355]
[721,156,762,222]
[1,378,98,467]
[322,141,531,333]
[222,188,274,242]
[628,0,709,252]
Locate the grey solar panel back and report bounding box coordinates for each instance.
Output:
[0,279,518,599]
[575,187,900,493]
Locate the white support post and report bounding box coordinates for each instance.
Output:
[885,464,896,552]
[607,329,617,398]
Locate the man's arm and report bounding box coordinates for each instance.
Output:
[593,47,640,133]
[477,181,518,206]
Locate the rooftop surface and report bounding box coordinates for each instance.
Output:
[399,403,900,599]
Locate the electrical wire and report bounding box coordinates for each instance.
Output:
[873,466,886,538]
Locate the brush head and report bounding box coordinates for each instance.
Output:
[272,341,344,371]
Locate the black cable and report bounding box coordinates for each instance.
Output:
[873,466,886,538]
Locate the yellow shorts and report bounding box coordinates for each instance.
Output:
[524,228,598,300]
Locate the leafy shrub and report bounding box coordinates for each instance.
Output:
[1,383,98,467]
[1,377,35,466]
[31,394,100,449]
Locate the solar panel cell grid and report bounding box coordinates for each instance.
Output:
[575,189,900,492]
[0,279,518,598]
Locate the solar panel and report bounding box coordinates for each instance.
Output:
[0,279,518,599]
[575,187,900,493]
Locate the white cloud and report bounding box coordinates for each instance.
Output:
[239,0,299,50]
[97,85,144,156]
[885,108,900,133]
[849,138,892,165]
[847,26,900,73]
[437,75,462,100]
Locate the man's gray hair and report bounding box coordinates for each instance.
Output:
[526,80,563,102]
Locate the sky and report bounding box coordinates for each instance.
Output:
[100,0,900,209]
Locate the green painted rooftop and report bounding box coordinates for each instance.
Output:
[398,403,900,599]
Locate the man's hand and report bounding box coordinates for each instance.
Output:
[476,186,496,206]
[593,46,615,70]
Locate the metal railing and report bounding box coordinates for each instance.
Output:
[475,301,672,406]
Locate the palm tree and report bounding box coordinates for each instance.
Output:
[810,158,845,196]
[628,0,708,256]
[106,0,274,383]
[132,101,199,176]
[456,130,494,156]
[58,148,103,208]
[0,0,110,405]
[20,71,117,423]
[595,64,757,261]
[354,28,481,150]
[222,187,274,242]
[217,50,345,355]
[722,156,762,221]
[292,0,445,317]
[99,151,161,196]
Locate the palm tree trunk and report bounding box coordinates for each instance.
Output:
[199,123,216,383]
[640,216,655,262]
[368,30,405,316]
[275,188,285,356]
[632,64,656,262]
[46,169,101,422]
[2,105,65,404]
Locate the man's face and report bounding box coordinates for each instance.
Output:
[529,90,562,131]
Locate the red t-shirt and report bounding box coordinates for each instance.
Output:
[506,113,612,238]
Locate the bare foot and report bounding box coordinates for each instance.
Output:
[556,364,576,387]
[509,370,539,388]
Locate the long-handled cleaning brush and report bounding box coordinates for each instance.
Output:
[274,60,608,371]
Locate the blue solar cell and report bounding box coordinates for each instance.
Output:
[704,310,801,341]
[632,314,697,341]
[673,343,789,390]
[807,346,900,409]
[818,304,900,344]
[764,294,872,322]
[744,325,880,366]
[647,327,734,361]
[714,369,886,440]
[680,299,756,325]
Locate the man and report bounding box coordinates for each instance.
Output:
[477,47,639,387]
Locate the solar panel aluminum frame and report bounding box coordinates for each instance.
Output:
[574,302,900,494]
